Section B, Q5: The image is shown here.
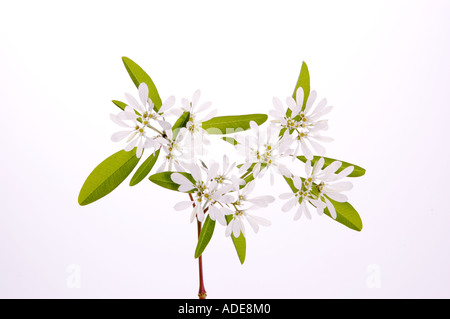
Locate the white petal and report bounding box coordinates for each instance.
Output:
[136,138,144,158]
[124,137,138,152]
[196,101,212,113]
[159,95,176,113]
[207,162,219,180]
[158,120,172,131]
[279,192,294,199]
[277,164,291,177]
[171,172,193,187]
[295,87,304,107]
[189,164,202,181]
[272,97,285,113]
[125,93,144,113]
[304,90,317,114]
[336,166,354,179]
[314,157,325,173]
[324,197,337,219]
[305,160,312,176]
[329,181,353,191]
[138,83,149,107]
[294,202,303,220]
[249,120,259,132]
[174,201,193,211]
[293,176,302,190]
[282,197,297,212]
[110,114,133,128]
[117,111,137,121]
[181,98,191,111]
[326,192,348,202]
[200,109,217,122]
[286,97,299,116]
[323,161,342,175]
[269,109,284,120]
[303,201,312,219]
[248,214,271,227]
[232,219,242,238]
[111,130,132,142]
[308,139,326,156]
[192,90,201,108]
[301,140,313,160]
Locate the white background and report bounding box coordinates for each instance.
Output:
[1,0,449,298]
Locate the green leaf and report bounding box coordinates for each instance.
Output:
[194,215,216,258]
[296,156,366,177]
[225,215,246,264]
[283,176,363,231]
[112,100,127,111]
[201,114,268,134]
[129,149,160,186]
[148,171,196,192]
[323,196,363,232]
[172,111,190,139]
[122,56,162,111]
[292,61,310,112]
[78,149,140,206]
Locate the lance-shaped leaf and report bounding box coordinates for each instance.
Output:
[296,156,366,177]
[283,176,363,231]
[122,56,162,111]
[130,149,160,186]
[149,171,196,192]
[201,114,268,135]
[78,148,140,206]
[323,196,363,232]
[292,61,310,112]
[112,100,127,111]
[172,111,190,139]
[225,215,246,264]
[194,215,216,258]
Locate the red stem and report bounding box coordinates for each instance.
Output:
[189,193,207,299]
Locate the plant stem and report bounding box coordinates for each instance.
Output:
[189,193,207,299]
[197,219,207,299]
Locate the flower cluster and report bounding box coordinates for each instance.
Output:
[109,82,357,239]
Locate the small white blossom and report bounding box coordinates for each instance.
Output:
[235,121,292,185]
[155,128,187,172]
[171,162,234,224]
[110,83,175,158]
[270,87,333,160]
[225,180,274,238]
[279,158,354,220]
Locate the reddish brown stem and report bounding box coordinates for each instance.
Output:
[189,193,207,299]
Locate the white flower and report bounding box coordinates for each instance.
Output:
[125,82,175,131]
[201,154,243,187]
[155,128,187,172]
[235,121,292,185]
[280,158,354,220]
[270,87,333,160]
[279,176,325,220]
[225,180,274,238]
[171,162,234,224]
[311,159,354,219]
[110,83,175,158]
[177,90,218,158]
